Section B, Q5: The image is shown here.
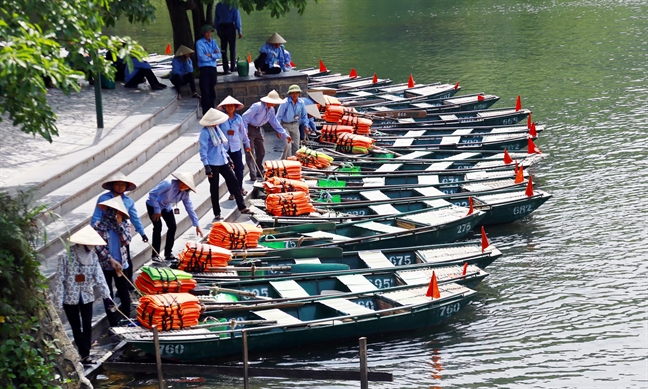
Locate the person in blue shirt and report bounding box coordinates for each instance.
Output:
[281,45,294,69]
[214,2,242,74]
[277,84,314,158]
[241,90,292,180]
[171,45,200,100]
[253,33,287,76]
[196,24,221,115]
[217,96,251,198]
[301,104,321,142]
[199,108,252,221]
[124,56,167,90]
[146,173,204,261]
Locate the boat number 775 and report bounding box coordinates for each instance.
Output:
[439,303,461,317]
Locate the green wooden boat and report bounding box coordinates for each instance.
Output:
[356,93,499,116]
[112,282,476,362]
[370,107,531,129]
[370,123,542,136]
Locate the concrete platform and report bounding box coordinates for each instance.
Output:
[216,67,308,108]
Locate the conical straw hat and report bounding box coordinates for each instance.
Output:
[99,196,130,218]
[171,172,197,192]
[266,33,286,44]
[305,104,321,119]
[217,95,244,111]
[199,108,228,126]
[175,45,194,57]
[69,225,107,246]
[260,90,284,105]
[308,91,327,107]
[102,172,136,191]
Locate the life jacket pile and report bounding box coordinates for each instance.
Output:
[135,266,197,295]
[263,177,310,194]
[320,124,354,143]
[338,115,373,135]
[263,160,302,181]
[177,241,232,272]
[335,133,375,154]
[208,222,263,250]
[323,105,358,123]
[137,293,201,331]
[265,191,316,216]
[293,146,334,169]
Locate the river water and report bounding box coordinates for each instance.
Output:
[102,0,648,387]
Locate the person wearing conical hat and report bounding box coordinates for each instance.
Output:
[214,1,242,74]
[146,172,204,261]
[199,108,252,221]
[253,32,288,76]
[196,24,221,115]
[93,196,133,326]
[241,90,293,181]
[277,84,314,158]
[217,96,251,198]
[300,104,321,142]
[171,45,200,100]
[53,225,111,365]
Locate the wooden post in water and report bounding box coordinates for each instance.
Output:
[359,337,368,389]
[152,325,164,389]
[243,330,249,389]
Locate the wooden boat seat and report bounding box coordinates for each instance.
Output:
[438,114,459,121]
[425,161,454,171]
[348,91,373,97]
[440,136,461,145]
[414,186,445,197]
[361,190,391,201]
[422,199,452,208]
[369,204,400,216]
[392,138,415,147]
[254,309,303,325]
[355,221,407,234]
[370,106,392,112]
[319,298,375,315]
[411,102,434,108]
[380,94,405,102]
[396,151,431,160]
[477,109,509,118]
[418,245,483,263]
[417,175,439,185]
[473,160,505,169]
[406,85,446,97]
[375,164,402,173]
[303,231,352,242]
[250,199,266,208]
[269,280,310,298]
[357,250,395,268]
[396,269,435,285]
[464,179,517,191]
[466,170,515,180]
[336,274,378,293]
[382,287,430,306]
[445,95,475,104]
[476,190,529,205]
[451,128,474,135]
[293,257,322,264]
[401,208,461,225]
[450,152,480,160]
[362,177,385,186]
[405,130,426,138]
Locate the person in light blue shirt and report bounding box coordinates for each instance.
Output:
[146,173,204,260]
[198,108,251,221]
[277,84,313,158]
[253,33,287,76]
[241,90,292,180]
[281,45,294,69]
[217,96,251,196]
[124,57,167,90]
[170,45,200,99]
[214,2,242,74]
[196,24,221,114]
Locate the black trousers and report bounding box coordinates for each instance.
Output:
[170,73,196,94]
[228,149,244,190]
[207,164,245,217]
[199,66,217,115]
[217,23,237,72]
[146,204,176,258]
[102,269,131,326]
[124,69,162,88]
[63,301,94,358]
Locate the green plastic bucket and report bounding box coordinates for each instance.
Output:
[237,59,249,77]
[318,179,347,188]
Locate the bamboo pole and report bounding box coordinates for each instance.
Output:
[243,330,249,389]
[359,337,368,389]
[152,325,164,389]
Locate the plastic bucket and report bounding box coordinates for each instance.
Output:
[237,60,249,77]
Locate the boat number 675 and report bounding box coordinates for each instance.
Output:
[440,303,461,317]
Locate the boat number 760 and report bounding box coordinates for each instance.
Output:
[160,344,185,355]
[439,303,461,317]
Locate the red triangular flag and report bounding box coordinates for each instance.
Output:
[165,44,172,55]
[466,197,474,216]
[528,138,542,154]
[515,160,520,174]
[372,73,378,84]
[426,271,441,298]
[514,164,524,184]
[481,226,489,252]
[477,94,485,101]
[454,81,460,90]
[319,59,327,72]
[462,262,468,276]
[525,176,534,197]
[503,148,513,164]
[407,74,415,88]
[529,122,537,137]
[515,95,522,111]
[290,61,296,68]
[349,68,358,78]
[527,113,532,129]
[247,52,252,63]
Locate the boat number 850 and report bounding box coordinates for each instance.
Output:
[440,303,461,317]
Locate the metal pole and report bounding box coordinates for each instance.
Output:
[152,325,164,389]
[243,330,249,389]
[359,337,368,389]
[94,70,104,129]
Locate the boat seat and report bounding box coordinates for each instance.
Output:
[450,152,480,160]
[361,190,391,201]
[336,274,378,293]
[417,175,439,185]
[473,160,504,169]
[254,309,303,325]
[477,109,510,118]
[358,250,395,268]
[293,257,321,264]
[422,199,452,208]
[401,208,461,225]
[370,106,391,112]
[419,245,483,263]
[414,186,445,197]
[355,221,407,234]
[440,136,461,145]
[369,204,400,215]
[349,91,373,97]
[269,280,310,298]
[375,164,402,173]
[380,94,405,102]
[451,128,474,135]
[319,298,375,315]
[382,287,430,306]
[439,114,459,121]
[392,138,415,147]
[396,151,431,160]
[404,130,426,138]
[303,231,352,242]
[411,102,435,108]
[362,177,385,186]
[425,162,454,171]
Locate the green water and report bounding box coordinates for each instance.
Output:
[101,1,648,388]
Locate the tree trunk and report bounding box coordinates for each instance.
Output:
[166,0,195,52]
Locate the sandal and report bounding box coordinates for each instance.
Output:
[177,93,182,100]
[192,93,201,99]
[241,189,248,196]
[81,356,95,365]
[239,208,252,214]
[228,194,235,201]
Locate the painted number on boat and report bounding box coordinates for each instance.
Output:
[285,241,297,248]
[250,287,269,298]
[501,118,519,125]
[456,223,472,234]
[388,254,413,266]
[347,210,367,216]
[453,200,469,207]
[440,177,460,183]
[513,204,534,215]
[502,143,521,150]
[372,278,393,288]
[356,300,376,310]
[160,344,185,355]
[440,303,461,317]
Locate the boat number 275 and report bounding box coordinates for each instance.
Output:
[440,303,461,317]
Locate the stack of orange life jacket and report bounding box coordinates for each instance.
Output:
[293,146,334,169]
[320,124,354,143]
[208,222,263,250]
[263,160,302,180]
[335,133,375,154]
[263,177,310,194]
[323,105,358,123]
[265,191,316,216]
[338,115,373,135]
[177,241,232,272]
[135,266,197,295]
[137,292,201,330]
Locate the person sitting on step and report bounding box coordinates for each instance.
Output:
[253,33,288,76]
[124,56,168,90]
[170,45,200,100]
[217,96,251,199]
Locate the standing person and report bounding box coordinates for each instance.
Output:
[217,96,251,199]
[124,57,168,90]
[301,104,321,142]
[93,197,132,327]
[196,24,221,114]
[253,33,287,76]
[198,108,251,221]
[170,45,200,100]
[277,84,312,158]
[241,90,292,181]
[214,1,242,74]
[146,173,204,261]
[53,225,111,365]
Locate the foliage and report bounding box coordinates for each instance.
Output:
[0,0,154,142]
[223,0,313,18]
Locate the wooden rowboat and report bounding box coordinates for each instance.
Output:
[370,107,531,129]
